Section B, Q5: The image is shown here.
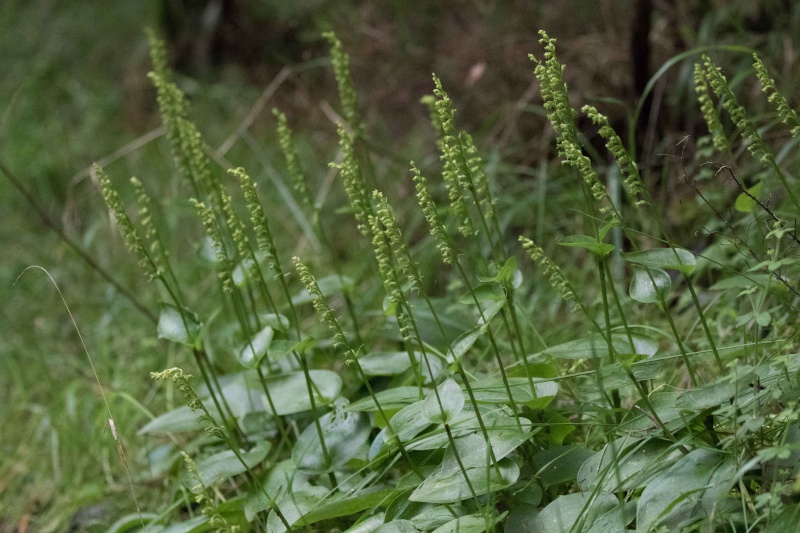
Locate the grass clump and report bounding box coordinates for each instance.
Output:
[45,27,800,532]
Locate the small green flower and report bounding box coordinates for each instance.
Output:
[411,162,455,264]
[753,54,800,137]
[190,198,234,293]
[693,63,729,153]
[519,236,576,304]
[273,108,314,207]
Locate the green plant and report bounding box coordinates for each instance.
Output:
[94,28,800,533]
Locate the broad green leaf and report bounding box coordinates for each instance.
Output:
[422,378,465,424]
[622,247,696,274]
[374,520,418,533]
[106,513,159,533]
[578,437,682,492]
[734,180,763,213]
[138,403,222,435]
[267,485,329,533]
[409,456,519,503]
[558,234,615,258]
[232,251,267,287]
[343,514,385,533]
[254,370,342,416]
[238,325,274,368]
[244,460,311,521]
[406,406,527,452]
[477,256,518,284]
[531,445,594,486]
[193,441,270,488]
[347,387,427,412]
[630,267,671,304]
[157,303,201,347]
[580,360,663,393]
[358,351,415,376]
[530,492,619,533]
[431,513,505,533]
[446,298,506,363]
[542,334,657,359]
[410,505,468,530]
[155,515,209,533]
[469,377,558,409]
[297,489,397,526]
[637,449,737,531]
[293,408,370,474]
[443,428,535,470]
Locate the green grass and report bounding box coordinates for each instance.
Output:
[6,4,800,532]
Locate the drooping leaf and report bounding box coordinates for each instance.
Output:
[409,456,519,503]
[622,247,696,274]
[157,303,201,347]
[192,441,270,488]
[558,234,615,258]
[529,492,619,533]
[630,267,671,304]
[292,408,371,474]
[422,378,465,424]
[637,448,737,531]
[238,325,274,368]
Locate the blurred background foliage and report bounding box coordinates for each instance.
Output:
[2,0,800,530]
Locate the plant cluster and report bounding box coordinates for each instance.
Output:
[99,29,800,532]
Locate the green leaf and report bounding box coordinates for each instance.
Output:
[347,387,428,412]
[409,456,519,503]
[541,334,657,359]
[238,325,274,368]
[410,505,468,530]
[734,180,763,213]
[358,351,416,376]
[431,513,505,533]
[292,407,371,474]
[406,406,530,453]
[267,485,329,533]
[630,267,671,304]
[622,247,696,274]
[558,234,615,258]
[477,256,518,284]
[530,445,593,486]
[297,489,397,526]
[373,520,418,533]
[530,492,619,533]
[469,377,558,408]
[244,460,311,521]
[193,441,270,487]
[422,378,465,424]
[255,370,342,416]
[447,298,506,363]
[578,437,682,492]
[157,303,201,347]
[637,449,737,531]
[138,403,223,435]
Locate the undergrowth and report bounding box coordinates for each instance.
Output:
[91,29,800,532]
